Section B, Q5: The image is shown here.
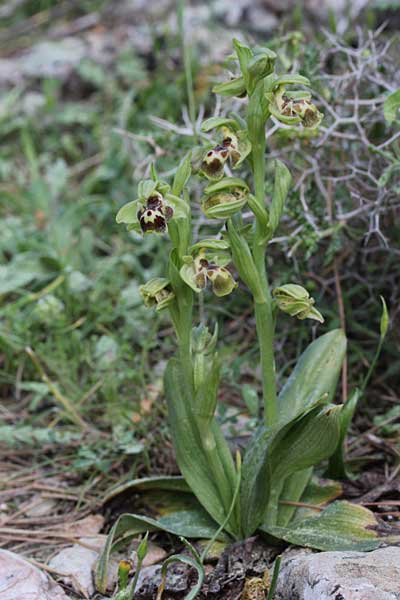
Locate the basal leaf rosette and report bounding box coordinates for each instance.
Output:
[200,118,251,181]
[116,179,188,235]
[201,177,249,219]
[267,75,323,129]
[140,277,175,311]
[180,243,237,298]
[273,283,324,323]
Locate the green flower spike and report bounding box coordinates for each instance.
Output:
[180,250,237,298]
[140,278,175,311]
[273,283,324,323]
[269,86,323,129]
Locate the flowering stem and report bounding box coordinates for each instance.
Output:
[251,135,278,427]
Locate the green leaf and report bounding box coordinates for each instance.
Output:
[172,152,192,196]
[293,477,342,520]
[164,359,240,537]
[201,117,238,132]
[103,475,190,504]
[260,501,400,551]
[383,89,400,124]
[95,509,225,594]
[265,405,342,526]
[240,330,346,536]
[326,388,360,479]
[277,329,347,424]
[276,468,312,526]
[268,160,292,234]
[227,219,266,303]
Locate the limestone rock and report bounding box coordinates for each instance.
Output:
[0,550,70,600]
[274,546,400,600]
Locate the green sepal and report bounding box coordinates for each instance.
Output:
[233,38,253,90]
[116,200,139,224]
[204,177,249,195]
[190,239,230,253]
[272,74,311,89]
[138,179,158,199]
[201,117,238,132]
[201,191,248,220]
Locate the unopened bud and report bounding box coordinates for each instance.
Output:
[273,283,324,323]
[140,278,175,311]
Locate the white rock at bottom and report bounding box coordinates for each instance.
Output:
[274,546,400,600]
[0,550,70,600]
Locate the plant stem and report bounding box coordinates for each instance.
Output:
[252,146,278,426]
[178,0,197,139]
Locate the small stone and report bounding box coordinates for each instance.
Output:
[274,546,400,600]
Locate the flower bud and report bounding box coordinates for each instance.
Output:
[202,188,247,219]
[273,283,324,323]
[117,560,131,591]
[139,278,175,311]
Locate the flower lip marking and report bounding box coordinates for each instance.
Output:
[137,192,174,233]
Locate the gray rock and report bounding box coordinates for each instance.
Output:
[0,550,70,600]
[275,546,400,600]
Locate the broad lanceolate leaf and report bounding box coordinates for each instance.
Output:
[264,405,342,527]
[268,160,292,234]
[277,329,347,424]
[95,509,225,594]
[260,501,400,551]
[240,330,346,536]
[103,475,190,504]
[164,359,241,537]
[383,88,400,124]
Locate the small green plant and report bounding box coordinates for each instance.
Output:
[96,39,396,595]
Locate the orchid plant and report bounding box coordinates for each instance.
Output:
[96,40,393,596]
